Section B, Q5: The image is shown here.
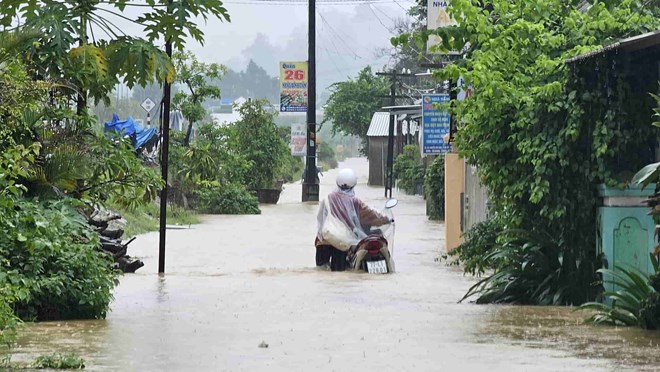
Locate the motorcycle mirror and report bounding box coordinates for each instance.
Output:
[385,198,398,209]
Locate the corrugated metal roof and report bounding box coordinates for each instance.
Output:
[367,112,390,137]
[367,112,419,137]
[565,29,660,64]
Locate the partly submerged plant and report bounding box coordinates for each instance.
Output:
[460,229,601,305]
[32,352,85,369]
[450,218,503,276]
[579,255,659,329]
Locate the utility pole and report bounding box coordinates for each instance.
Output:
[376,70,414,199]
[158,0,173,274]
[302,0,318,202]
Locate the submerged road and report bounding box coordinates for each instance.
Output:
[13,158,660,371]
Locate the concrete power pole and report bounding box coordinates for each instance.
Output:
[302,0,319,202]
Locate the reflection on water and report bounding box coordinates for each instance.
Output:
[157,274,168,303]
[478,305,660,371]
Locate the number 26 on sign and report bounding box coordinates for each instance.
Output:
[285,70,305,80]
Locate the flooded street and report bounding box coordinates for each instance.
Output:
[12,158,660,371]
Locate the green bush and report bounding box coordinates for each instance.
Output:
[318,142,338,170]
[231,100,291,189]
[450,219,502,276]
[393,145,425,195]
[394,0,660,305]
[0,197,119,321]
[579,256,659,329]
[278,154,304,184]
[0,297,20,351]
[462,229,602,305]
[195,184,260,215]
[424,155,445,220]
[33,353,85,369]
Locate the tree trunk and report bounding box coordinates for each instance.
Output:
[184,120,194,146]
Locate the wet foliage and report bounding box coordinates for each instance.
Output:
[168,99,299,214]
[393,145,425,195]
[424,155,445,221]
[394,0,660,305]
[449,219,502,276]
[322,66,390,155]
[1,198,119,321]
[32,352,85,369]
[461,229,603,305]
[579,256,660,329]
[195,183,260,215]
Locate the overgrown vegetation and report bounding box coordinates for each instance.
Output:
[167,98,297,214]
[318,142,338,170]
[394,0,660,305]
[195,184,260,215]
[449,219,503,276]
[393,144,425,195]
[462,228,603,305]
[579,257,660,329]
[0,0,232,360]
[231,99,292,189]
[32,353,85,369]
[578,137,660,329]
[424,155,445,220]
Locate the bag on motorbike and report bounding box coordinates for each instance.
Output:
[321,212,358,252]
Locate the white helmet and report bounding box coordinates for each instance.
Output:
[336,168,357,190]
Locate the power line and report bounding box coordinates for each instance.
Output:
[391,0,410,13]
[367,3,395,34]
[316,9,362,59]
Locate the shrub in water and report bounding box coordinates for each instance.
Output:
[0,197,119,321]
[195,184,261,215]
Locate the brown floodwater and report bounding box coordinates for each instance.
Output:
[8,158,660,371]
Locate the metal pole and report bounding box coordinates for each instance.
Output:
[302,0,318,202]
[385,79,395,199]
[158,6,173,274]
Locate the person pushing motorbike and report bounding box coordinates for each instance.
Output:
[315,168,392,271]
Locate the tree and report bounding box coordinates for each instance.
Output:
[394,0,660,305]
[172,51,226,146]
[322,66,389,154]
[229,99,290,189]
[0,0,230,113]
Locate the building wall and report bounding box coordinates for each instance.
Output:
[445,152,465,253]
[463,163,490,232]
[368,137,387,186]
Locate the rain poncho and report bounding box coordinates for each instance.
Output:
[316,189,391,251]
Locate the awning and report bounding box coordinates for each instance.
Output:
[380,104,422,116]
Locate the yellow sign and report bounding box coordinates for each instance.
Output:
[279,62,308,112]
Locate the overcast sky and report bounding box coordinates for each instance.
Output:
[107,0,415,92]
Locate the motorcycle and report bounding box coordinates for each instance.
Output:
[349,198,398,274]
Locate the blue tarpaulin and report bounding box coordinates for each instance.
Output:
[104,113,158,151]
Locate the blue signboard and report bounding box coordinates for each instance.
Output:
[422,94,451,154]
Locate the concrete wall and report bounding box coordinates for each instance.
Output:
[444,153,465,253]
[463,163,490,232]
